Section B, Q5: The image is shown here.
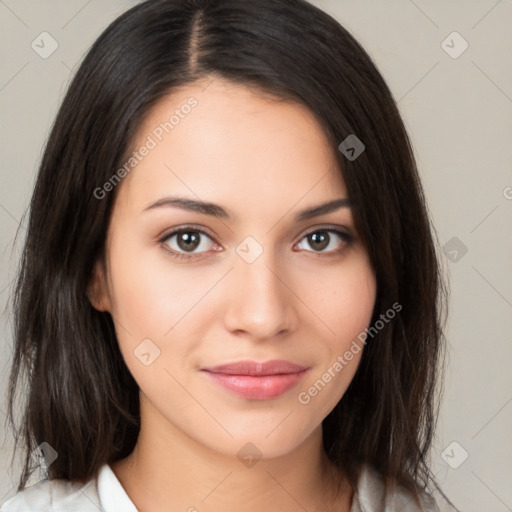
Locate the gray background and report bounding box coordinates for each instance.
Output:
[1,1,511,510]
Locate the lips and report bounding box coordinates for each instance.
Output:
[200,359,310,400]
[201,359,309,376]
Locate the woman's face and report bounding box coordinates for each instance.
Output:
[90,77,377,459]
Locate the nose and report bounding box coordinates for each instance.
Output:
[222,248,299,341]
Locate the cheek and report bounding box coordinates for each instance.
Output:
[314,252,377,344]
[105,233,225,387]
[106,231,213,334]
[299,254,376,410]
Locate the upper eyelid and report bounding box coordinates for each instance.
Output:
[158,225,216,243]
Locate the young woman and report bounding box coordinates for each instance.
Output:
[2,0,456,510]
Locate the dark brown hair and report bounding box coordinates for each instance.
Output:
[6,0,454,508]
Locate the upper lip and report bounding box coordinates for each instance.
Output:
[201,359,309,376]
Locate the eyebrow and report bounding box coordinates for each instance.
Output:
[143,196,351,222]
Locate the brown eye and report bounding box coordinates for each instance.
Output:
[175,231,201,252]
[307,231,330,251]
[297,229,352,255]
[159,227,216,260]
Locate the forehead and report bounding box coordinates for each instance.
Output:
[117,78,347,215]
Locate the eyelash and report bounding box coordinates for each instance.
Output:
[157,224,353,262]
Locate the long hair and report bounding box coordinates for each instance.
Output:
[6,0,452,507]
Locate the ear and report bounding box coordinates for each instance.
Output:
[87,259,111,312]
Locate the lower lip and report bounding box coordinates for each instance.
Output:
[202,370,309,400]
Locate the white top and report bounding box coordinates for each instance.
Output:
[0,463,440,511]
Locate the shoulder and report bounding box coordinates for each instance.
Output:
[352,465,440,512]
[0,471,101,512]
[1,463,137,512]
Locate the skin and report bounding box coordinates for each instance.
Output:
[88,77,377,512]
